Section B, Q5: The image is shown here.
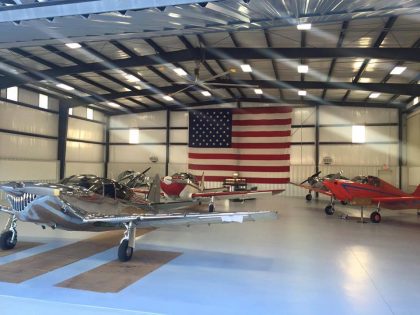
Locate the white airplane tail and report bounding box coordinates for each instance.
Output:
[147,174,161,203]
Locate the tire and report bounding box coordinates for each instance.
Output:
[209,204,215,213]
[305,194,312,201]
[340,200,348,205]
[0,230,17,250]
[118,239,133,262]
[370,211,381,223]
[325,205,335,215]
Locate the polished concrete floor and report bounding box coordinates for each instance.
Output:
[1,196,420,315]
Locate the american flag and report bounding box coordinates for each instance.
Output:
[188,107,292,184]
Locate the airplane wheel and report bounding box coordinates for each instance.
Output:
[209,204,215,213]
[118,239,133,262]
[305,194,312,201]
[370,211,381,223]
[0,230,17,250]
[325,205,335,215]
[340,200,348,205]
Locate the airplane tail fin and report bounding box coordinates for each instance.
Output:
[147,174,161,203]
[413,185,420,197]
[199,172,205,192]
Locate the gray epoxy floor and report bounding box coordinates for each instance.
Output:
[1,196,420,315]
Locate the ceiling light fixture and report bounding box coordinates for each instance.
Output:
[107,102,120,108]
[240,64,252,72]
[125,74,140,82]
[254,88,263,95]
[297,23,311,30]
[56,83,74,91]
[201,91,211,97]
[298,65,309,73]
[168,12,181,18]
[173,68,187,76]
[163,95,174,101]
[369,92,380,99]
[298,90,307,96]
[390,66,407,75]
[65,43,82,49]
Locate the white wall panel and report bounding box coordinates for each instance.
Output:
[169,145,188,164]
[18,88,38,105]
[319,144,398,166]
[291,127,315,143]
[108,162,165,180]
[65,162,104,177]
[408,167,420,187]
[48,97,59,112]
[170,111,188,127]
[407,111,420,167]
[68,117,104,142]
[66,141,104,162]
[319,106,397,124]
[109,145,166,163]
[170,129,188,143]
[0,101,58,136]
[110,111,166,128]
[0,133,57,160]
[290,145,315,165]
[110,129,166,143]
[292,107,316,125]
[320,126,398,142]
[0,160,58,181]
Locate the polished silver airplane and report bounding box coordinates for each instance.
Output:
[0,174,277,261]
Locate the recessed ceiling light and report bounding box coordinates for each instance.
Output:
[168,12,181,18]
[125,74,140,82]
[56,83,74,91]
[413,97,419,105]
[240,64,252,73]
[163,95,174,101]
[298,90,307,96]
[390,66,407,75]
[369,92,380,99]
[298,65,309,73]
[65,43,82,49]
[254,88,263,95]
[173,68,187,76]
[297,23,311,30]
[107,102,120,108]
[201,91,211,97]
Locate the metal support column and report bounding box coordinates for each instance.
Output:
[165,110,170,176]
[57,104,69,180]
[315,105,320,198]
[104,116,110,178]
[398,108,403,189]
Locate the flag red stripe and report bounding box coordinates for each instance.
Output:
[231,143,290,149]
[189,164,290,172]
[188,153,290,160]
[202,176,290,184]
[233,107,293,114]
[231,130,291,137]
[232,119,292,126]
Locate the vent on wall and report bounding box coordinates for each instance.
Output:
[323,156,333,165]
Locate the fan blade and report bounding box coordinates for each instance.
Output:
[205,83,258,88]
[200,70,231,83]
[170,84,196,96]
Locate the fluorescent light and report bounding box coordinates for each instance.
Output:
[298,65,309,73]
[240,64,252,73]
[124,74,140,82]
[173,68,187,76]
[369,92,380,99]
[163,95,174,101]
[254,88,263,95]
[298,90,307,96]
[107,102,120,108]
[65,43,81,49]
[297,23,311,30]
[168,12,181,18]
[390,66,407,75]
[413,97,419,106]
[201,91,211,97]
[56,83,74,91]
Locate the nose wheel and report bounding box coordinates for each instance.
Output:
[370,211,381,223]
[118,221,136,262]
[208,196,215,212]
[305,193,312,201]
[0,215,17,250]
[324,205,335,215]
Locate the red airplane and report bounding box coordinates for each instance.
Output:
[149,172,284,212]
[322,175,420,223]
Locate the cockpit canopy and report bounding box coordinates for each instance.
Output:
[171,172,198,184]
[351,175,381,187]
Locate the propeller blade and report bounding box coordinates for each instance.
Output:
[300,179,309,185]
[141,167,151,175]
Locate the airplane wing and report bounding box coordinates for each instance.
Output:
[289,182,333,197]
[190,189,284,200]
[82,210,278,228]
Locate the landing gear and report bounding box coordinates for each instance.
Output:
[208,196,215,212]
[370,211,381,223]
[118,221,136,262]
[0,215,17,250]
[324,205,335,215]
[305,193,312,201]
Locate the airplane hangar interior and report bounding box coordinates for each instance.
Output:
[0,0,419,314]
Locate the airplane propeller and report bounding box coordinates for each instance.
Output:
[300,171,322,185]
